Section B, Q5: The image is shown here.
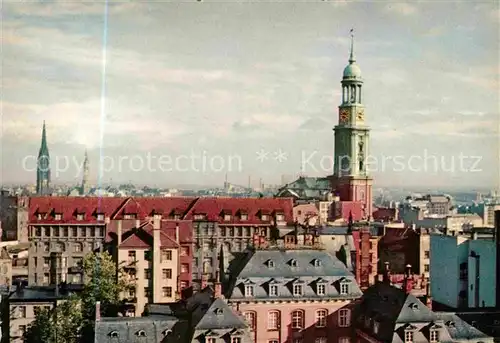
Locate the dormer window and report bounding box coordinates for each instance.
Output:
[289,259,298,267]
[194,214,206,220]
[430,329,439,343]
[96,213,104,221]
[266,259,275,268]
[404,330,413,343]
[317,283,326,296]
[245,285,254,297]
[76,213,84,221]
[123,213,136,219]
[54,213,62,220]
[110,331,119,338]
[136,330,147,337]
[312,259,322,267]
[276,213,284,221]
[224,214,231,221]
[240,213,248,221]
[269,284,278,296]
[293,283,303,296]
[339,280,350,295]
[214,308,223,315]
[153,214,162,220]
[261,214,269,221]
[409,303,419,310]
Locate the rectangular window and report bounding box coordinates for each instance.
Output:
[63,228,68,237]
[424,251,430,258]
[231,338,242,343]
[220,227,226,236]
[268,311,280,330]
[97,214,104,221]
[317,284,326,296]
[293,284,303,296]
[269,285,278,296]
[338,309,351,327]
[162,287,172,297]
[72,227,77,237]
[430,330,439,342]
[181,264,189,273]
[128,251,136,261]
[43,257,50,268]
[229,228,234,236]
[81,227,87,237]
[44,227,50,237]
[207,338,216,343]
[245,285,254,297]
[53,227,59,236]
[144,287,152,298]
[144,269,151,280]
[424,264,430,272]
[162,250,172,261]
[405,331,413,343]
[19,306,26,318]
[181,247,189,256]
[340,283,349,295]
[144,251,152,261]
[163,269,172,279]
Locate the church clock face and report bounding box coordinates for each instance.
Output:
[339,108,349,124]
[357,109,365,121]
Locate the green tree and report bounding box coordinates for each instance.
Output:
[25,295,82,343]
[81,251,126,320]
[26,251,125,343]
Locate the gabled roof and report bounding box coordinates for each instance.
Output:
[194,298,248,331]
[119,224,179,249]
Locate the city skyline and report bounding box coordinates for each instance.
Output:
[2,1,499,188]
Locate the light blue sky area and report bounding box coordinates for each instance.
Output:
[2,1,499,189]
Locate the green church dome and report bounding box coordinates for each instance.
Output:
[343,63,362,78]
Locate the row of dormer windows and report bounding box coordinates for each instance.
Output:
[266,258,322,269]
[35,213,105,221]
[243,282,350,297]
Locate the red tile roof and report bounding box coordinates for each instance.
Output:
[183,197,294,224]
[119,225,179,249]
[29,196,294,225]
[29,197,127,224]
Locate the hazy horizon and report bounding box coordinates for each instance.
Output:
[2,1,499,189]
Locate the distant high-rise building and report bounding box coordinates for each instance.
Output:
[36,121,51,195]
[81,150,90,195]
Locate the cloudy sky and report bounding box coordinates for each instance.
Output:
[2,0,499,189]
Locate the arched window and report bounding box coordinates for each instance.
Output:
[243,311,256,331]
[291,310,304,329]
[315,309,328,328]
[267,310,280,330]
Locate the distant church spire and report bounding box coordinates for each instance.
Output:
[349,28,356,63]
[36,121,51,195]
[81,149,90,195]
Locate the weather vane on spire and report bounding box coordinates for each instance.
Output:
[349,28,356,63]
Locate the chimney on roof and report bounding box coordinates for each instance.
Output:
[403,264,413,294]
[175,223,180,243]
[95,301,101,321]
[214,270,223,299]
[117,220,122,246]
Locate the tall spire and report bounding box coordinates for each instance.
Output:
[36,121,51,195]
[81,149,90,195]
[349,28,356,64]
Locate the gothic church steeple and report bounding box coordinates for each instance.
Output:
[36,121,51,195]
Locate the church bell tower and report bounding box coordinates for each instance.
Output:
[331,31,373,217]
